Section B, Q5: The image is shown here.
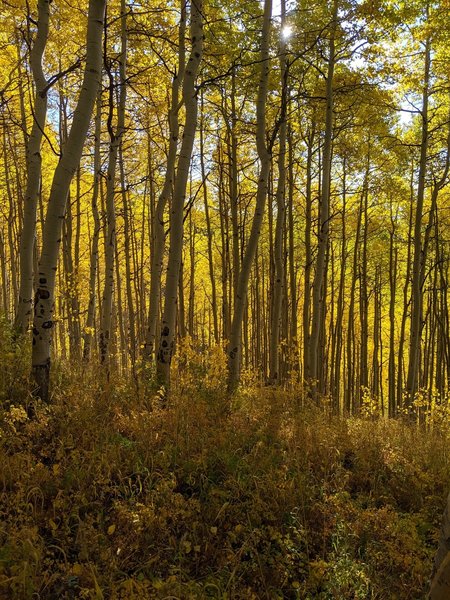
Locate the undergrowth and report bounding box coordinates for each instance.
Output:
[0,331,449,598]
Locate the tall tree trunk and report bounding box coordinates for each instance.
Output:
[287,126,298,375]
[308,0,337,392]
[99,0,127,366]
[156,0,204,387]
[269,0,288,384]
[32,0,106,401]
[227,0,272,391]
[15,0,50,333]
[200,93,219,344]
[83,92,102,361]
[406,34,430,402]
[143,0,186,363]
[388,207,398,417]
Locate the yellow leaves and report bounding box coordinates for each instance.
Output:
[49,518,58,531]
[308,559,329,589]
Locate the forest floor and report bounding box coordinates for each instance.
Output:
[1,334,449,598]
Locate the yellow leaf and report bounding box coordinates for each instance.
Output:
[49,519,58,530]
[107,524,116,535]
[52,463,60,475]
[210,526,218,535]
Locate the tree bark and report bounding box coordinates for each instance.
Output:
[143,0,186,363]
[99,0,127,366]
[32,0,106,401]
[308,0,337,393]
[227,0,272,391]
[156,0,203,387]
[15,0,50,333]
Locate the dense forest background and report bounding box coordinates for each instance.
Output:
[2,0,450,598]
[0,0,449,411]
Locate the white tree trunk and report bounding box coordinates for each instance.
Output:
[15,0,50,333]
[406,34,430,401]
[143,0,186,364]
[227,0,272,391]
[156,0,204,388]
[99,0,127,367]
[308,0,337,391]
[32,0,106,400]
[83,91,102,361]
[269,0,288,384]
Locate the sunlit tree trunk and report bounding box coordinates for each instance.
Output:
[308,0,337,392]
[302,125,315,382]
[120,151,137,368]
[83,92,102,361]
[15,0,50,334]
[388,206,398,417]
[269,0,288,384]
[286,126,298,376]
[143,0,186,363]
[331,162,347,411]
[406,34,430,402]
[156,0,203,387]
[32,0,106,401]
[99,0,127,366]
[200,94,219,344]
[227,0,272,391]
[345,191,362,415]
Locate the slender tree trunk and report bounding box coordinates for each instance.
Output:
[15,0,50,334]
[99,0,127,366]
[302,127,314,381]
[345,193,362,415]
[83,92,102,361]
[406,34,430,402]
[269,0,288,384]
[156,0,203,387]
[287,126,298,376]
[31,0,106,401]
[143,0,186,363]
[309,0,337,392]
[200,94,219,344]
[227,0,272,391]
[388,208,398,417]
[332,162,347,410]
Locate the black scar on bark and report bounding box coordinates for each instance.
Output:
[39,277,46,284]
[42,321,53,329]
[37,289,50,300]
[162,326,169,336]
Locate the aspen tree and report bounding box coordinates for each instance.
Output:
[269,0,288,384]
[406,31,431,402]
[200,93,219,345]
[308,0,338,393]
[143,0,186,363]
[32,0,106,401]
[15,0,50,333]
[83,93,102,361]
[99,0,127,366]
[156,0,203,387]
[227,0,272,391]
